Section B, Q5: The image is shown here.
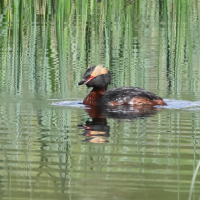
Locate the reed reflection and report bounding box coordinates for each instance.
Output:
[79,105,159,143]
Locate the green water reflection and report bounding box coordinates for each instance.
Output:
[0,0,200,200]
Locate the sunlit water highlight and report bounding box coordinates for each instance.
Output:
[52,99,200,110]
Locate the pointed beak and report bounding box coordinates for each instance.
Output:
[78,79,86,85]
[78,76,94,86]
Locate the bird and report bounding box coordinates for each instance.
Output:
[78,65,167,106]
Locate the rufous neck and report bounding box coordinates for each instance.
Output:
[83,86,108,105]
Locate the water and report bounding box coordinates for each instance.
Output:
[0,0,200,200]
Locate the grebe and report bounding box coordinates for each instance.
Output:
[78,65,167,106]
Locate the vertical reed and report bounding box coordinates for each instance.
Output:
[0,0,199,99]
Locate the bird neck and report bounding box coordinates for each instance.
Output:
[92,86,108,92]
[83,86,107,105]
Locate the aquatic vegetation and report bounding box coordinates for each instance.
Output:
[0,0,200,100]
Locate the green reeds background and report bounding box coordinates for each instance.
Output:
[0,0,200,100]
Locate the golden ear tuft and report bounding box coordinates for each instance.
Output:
[91,65,108,77]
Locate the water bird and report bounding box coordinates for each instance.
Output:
[78,65,167,106]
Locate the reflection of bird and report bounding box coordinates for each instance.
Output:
[78,105,158,143]
[78,118,110,143]
[85,105,158,119]
[78,65,167,106]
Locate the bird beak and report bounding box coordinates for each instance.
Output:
[78,79,86,85]
[78,76,94,86]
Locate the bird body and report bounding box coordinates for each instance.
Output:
[78,65,167,106]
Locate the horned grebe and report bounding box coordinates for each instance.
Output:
[78,65,167,106]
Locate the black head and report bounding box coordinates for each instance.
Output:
[78,65,111,88]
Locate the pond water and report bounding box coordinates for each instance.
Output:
[0,1,200,200]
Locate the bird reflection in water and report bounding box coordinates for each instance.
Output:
[78,105,159,143]
[78,117,109,143]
